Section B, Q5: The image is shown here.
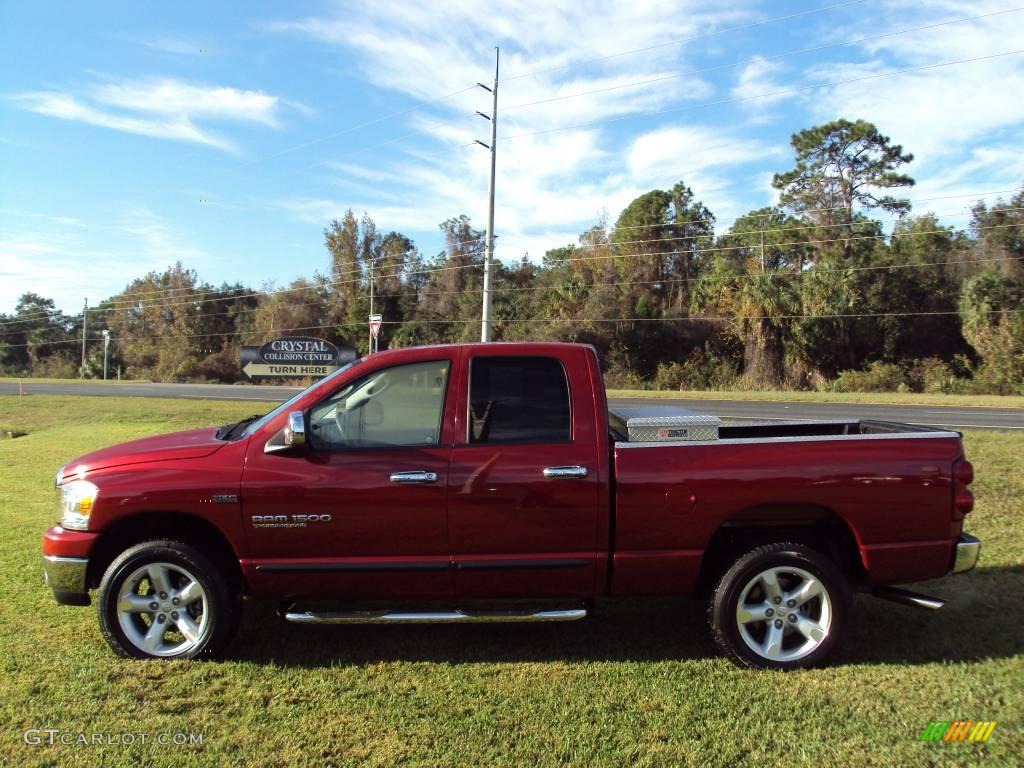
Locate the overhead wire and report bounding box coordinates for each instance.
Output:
[500,0,872,83]
[7,11,1022,325]
[12,186,1020,322]
[5,204,1021,325]
[4,222,1020,332]
[8,305,1024,351]
[500,7,1024,113]
[503,49,1024,141]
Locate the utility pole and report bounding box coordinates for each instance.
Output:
[102,330,110,380]
[760,214,766,273]
[368,256,375,354]
[80,298,87,377]
[476,47,499,342]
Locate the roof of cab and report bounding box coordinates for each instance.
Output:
[367,340,595,358]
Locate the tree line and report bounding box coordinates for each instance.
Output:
[2,118,1022,394]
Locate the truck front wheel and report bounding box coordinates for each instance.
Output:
[97,540,235,660]
[709,542,850,670]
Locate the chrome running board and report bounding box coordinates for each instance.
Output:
[871,586,945,610]
[282,608,588,624]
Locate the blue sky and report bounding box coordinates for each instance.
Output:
[2,0,1023,314]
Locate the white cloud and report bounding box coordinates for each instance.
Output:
[266,0,746,100]
[731,56,790,121]
[264,0,771,259]
[262,0,1020,267]
[625,125,781,225]
[94,80,281,126]
[628,125,776,178]
[805,1,1024,163]
[0,208,211,312]
[15,78,292,153]
[133,36,205,56]
[17,91,236,152]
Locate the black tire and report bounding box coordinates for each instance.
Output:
[97,540,236,660]
[708,541,850,670]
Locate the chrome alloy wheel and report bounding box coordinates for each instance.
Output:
[735,565,832,663]
[116,562,209,657]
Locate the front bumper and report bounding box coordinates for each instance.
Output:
[43,555,90,605]
[952,532,981,574]
[42,525,98,606]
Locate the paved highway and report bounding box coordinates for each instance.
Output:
[2,380,1020,430]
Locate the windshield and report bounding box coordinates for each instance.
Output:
[237,358,363,439]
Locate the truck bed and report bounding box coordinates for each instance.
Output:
[609,416,964,595]
[693,419,948,441]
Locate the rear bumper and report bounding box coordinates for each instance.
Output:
[952,532,981,574]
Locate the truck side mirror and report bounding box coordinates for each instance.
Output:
[284,411,306,446]
[265,411,307,454]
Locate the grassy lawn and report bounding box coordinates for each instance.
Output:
[607,388,1024,409]
[0,377,154,384]
[1,394,1020,767]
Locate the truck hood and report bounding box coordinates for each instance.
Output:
[61,427,228,476]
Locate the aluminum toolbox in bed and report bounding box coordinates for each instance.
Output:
[609,405,721,442]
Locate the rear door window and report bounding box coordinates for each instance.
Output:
[468,356,571,444]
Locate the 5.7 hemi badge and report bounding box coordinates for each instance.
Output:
[251,514,333,528]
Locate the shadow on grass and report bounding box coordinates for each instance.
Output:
[226,565,1024,668]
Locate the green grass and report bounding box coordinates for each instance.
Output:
[0,376,154,384]
[1,394,1021,767]
[607,388,1024,409]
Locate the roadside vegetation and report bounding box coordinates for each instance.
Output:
[2,119,1022,395]
[0,393,1020,766]
[605,388,1024,410]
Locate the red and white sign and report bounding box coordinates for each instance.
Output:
[369,314,382,339]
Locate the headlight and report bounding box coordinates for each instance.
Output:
[58,480,99,531]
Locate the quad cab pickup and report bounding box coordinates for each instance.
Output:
[43,342,981,669]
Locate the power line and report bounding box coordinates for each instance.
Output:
[504,48,1024,141]
[602,188,1023,236]
[5,211,1021,324]
[8,249,989,334]
[4,222,1020,330]
[267,127,477,186]
[196,9,1007,208]
[543,223,1023,270]
[446,253,1024,299]
[12,186,1019,322]
[10,245,1019,337]
[193,84,481,186]
[7,306,1023,350]
[500,8,1024,114]
[534,208,1024,255]
[500,0,872,83]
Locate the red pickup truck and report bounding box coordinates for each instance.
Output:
[43,342,980,669]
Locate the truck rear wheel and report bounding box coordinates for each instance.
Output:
[97,540,235,660]
[708,542,849,670]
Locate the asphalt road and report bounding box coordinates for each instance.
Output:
[2,380,1021,430]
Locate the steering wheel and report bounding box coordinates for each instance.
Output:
[343,372,392,412]
[331,406,349,444]
[331,373,393,444]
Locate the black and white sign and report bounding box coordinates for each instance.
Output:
[241,336,356,379]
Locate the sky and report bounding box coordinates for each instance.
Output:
[2,0,1023,314]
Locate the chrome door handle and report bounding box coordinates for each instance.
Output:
[543,466,589,479]
[390,471,438,484]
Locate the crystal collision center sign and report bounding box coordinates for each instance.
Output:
[241,336,356,379]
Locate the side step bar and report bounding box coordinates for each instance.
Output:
[871,586,945,610]
[282,608,588,624]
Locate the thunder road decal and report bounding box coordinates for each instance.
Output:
[250,514,333,529]
[921,721,996,742]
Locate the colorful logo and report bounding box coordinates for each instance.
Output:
[921,721,996,742]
